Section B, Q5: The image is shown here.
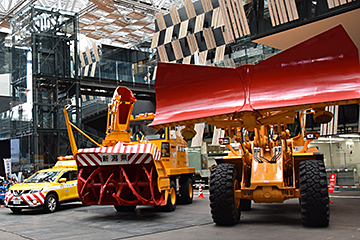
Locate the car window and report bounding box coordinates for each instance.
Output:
[59,172,71,182]
[59,171,77,182]
[70,171,77,180]
[25,171,60,183]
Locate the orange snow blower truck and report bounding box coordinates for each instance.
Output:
[64,87,194,212]
[148,25,360,227]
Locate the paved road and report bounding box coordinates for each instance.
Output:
[0,190,359,240]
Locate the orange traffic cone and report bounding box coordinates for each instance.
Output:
[197,183,206,199]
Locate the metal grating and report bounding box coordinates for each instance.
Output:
[0,0,184,49]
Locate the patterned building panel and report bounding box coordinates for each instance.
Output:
[199,50,208,64]
[172,39,184,59]
[166,43,177,61]
[211,8,223,28]
[201,0,214,12]
[327,0,350,9]
[179,20,189,39]
[169,5,181,24]
[157,45,169,62]
[155,12,167,31]
[152,0,251,64]
[79,50,86,67]
[266,0,299,26]
[203,28,217,49]
[183,55,192,64]
[79,44,101,78]
[85,46,93,64]
[194,13,205,33]
[164,26,174,44]
[218,0,235,43]
[214,45,226,63]
[184,0,197,19]
[225,0,240,38]
[151,31,160,49]
[187,34,199,55]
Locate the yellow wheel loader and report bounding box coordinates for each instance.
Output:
[148,26,360,227]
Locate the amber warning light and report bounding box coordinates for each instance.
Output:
[219,137,230,145]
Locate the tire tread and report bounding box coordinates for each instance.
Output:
[209,164,240,226]
[299,160,329,227]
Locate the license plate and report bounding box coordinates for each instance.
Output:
[12,200,22,204]
[101,154,128,165]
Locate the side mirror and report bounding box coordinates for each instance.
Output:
[59,178,67,183]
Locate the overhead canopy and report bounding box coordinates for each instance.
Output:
[150,25,360,128]
[252,8,360,51]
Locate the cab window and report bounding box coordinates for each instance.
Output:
[161,142,170,157]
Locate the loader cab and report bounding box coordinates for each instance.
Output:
[287,113,301,138]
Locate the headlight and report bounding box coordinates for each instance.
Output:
[29,189,42,194]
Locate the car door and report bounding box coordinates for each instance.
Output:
[57,171,77,201]
[56,170,69,202]
[68,170,78,200]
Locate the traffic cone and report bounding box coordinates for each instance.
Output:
[197,183,205,199]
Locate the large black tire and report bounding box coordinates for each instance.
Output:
[240,199,251,211]
[178,176,193,204]
[43,193,58,213]
[114,206,136,212]
[155,180,176,212]
[209,163,240,226]
[299,160,329,227]
[10,208,22,214]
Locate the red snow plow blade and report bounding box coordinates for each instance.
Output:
[75,142,167,206]
[149,25,360,128]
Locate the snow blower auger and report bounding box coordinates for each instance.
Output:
[64,87,170,210]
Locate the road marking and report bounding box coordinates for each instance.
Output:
[329,195,360,199]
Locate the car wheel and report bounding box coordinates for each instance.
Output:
[44,193,58,213]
